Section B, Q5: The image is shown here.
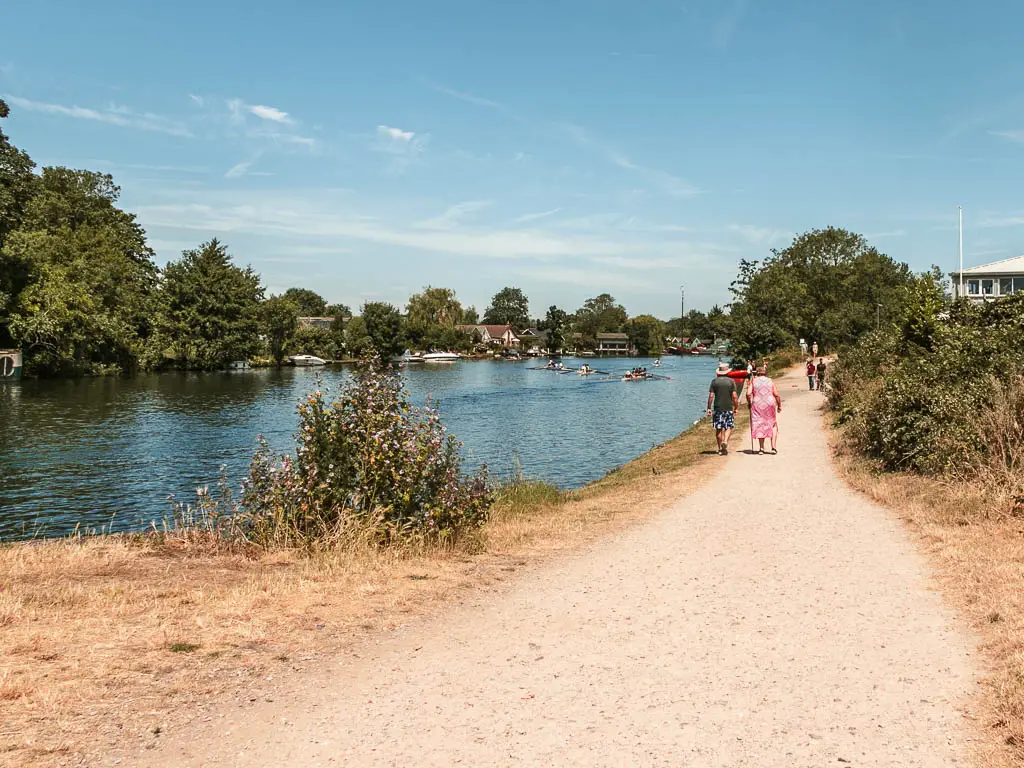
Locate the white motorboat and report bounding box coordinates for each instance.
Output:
[421,351,460,363]
[290,354,327,367]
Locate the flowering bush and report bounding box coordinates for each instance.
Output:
[240,357,491,547]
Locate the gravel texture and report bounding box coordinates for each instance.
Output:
[137,368,978,767]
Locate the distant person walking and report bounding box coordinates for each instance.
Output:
[815,358,827,391]
[747,365,782,454]
[707,362,739,455]
[806,359,816,390]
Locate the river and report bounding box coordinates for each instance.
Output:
[0,355,719,540]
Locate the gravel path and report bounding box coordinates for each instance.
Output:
[142,367,978,767]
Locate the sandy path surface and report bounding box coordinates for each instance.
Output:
[138,368,978,768]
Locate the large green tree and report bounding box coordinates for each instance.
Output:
[541,305,567,353]
[483,286,530,328]
[157,239,264,369]
[3,168,158,374]
[0,99,37,251]
[572,293,628,345]
[730,227,914,356]
[261,295,300,364]
[405,286,463,349]
[361,301,405,359]
[625,314,665,355]
[282,287,327,317]
[343,315,372,356]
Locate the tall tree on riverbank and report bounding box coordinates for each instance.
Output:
[0,99,36,251]
[730,227,915,355]
[625,314,665,355]
[282,287,328,317]
[3,168,159,375]
[261,295,300,364]
[361,301,405,359]
[405,286,470,350]
[157,239,263,369]
[483,287,530,328]
[542,305,568,353]
[572,293,627,348]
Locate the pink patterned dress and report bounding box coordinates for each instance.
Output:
[749,376,778,439]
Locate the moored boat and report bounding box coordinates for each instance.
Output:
[0,349,23,381]
[421,351,460,363]
[290,354,327,367]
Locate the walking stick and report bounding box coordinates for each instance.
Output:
[748,376,754,454]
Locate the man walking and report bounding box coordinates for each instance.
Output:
[707,362,739,455]
[815,358,827,391]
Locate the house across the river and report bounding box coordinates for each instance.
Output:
[298,316,336,330]
[596,332,631,355]
[455,324,520,347]
[951,255,1024,302]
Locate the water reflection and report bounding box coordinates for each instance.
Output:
[0,357,718,539]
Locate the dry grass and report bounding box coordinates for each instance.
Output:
[829,424,1024,768]
[0,410,736,767]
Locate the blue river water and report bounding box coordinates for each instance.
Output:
[0,355,719,539]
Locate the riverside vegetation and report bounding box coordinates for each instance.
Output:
[0,361,740,766]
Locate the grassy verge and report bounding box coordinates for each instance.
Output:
[0,408,741,766]
[828,422,1024,768]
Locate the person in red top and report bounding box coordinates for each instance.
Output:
[805,359,816,390]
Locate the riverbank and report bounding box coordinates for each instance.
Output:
[1,400,746,766]
[108,363,983,768]
[829,424,1024,767]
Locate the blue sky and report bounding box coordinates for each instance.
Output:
[4,0,1024,318]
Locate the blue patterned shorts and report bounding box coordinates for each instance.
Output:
[712,409,735,430]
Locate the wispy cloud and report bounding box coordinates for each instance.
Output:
[976,213,1024,228]
[991,129,1024,143]
[728,223,791,246]
[373,124,426,172]
[377,124,415,142]
[224,159,254,179]
[565,124,701,197]
[419,200,492,229]
[426,83,503,110]
[220,97,315,149]
[864,229,907,239]
[188,93,203,107]
[4,95,192,137]
[136,196,637,261]
[249,104,291,123]
[514,208,562,224]
[711,0,748,50]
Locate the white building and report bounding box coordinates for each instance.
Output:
[951,255,1024,302]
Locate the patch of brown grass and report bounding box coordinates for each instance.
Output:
[0,411,735,767]
[829,425,1024,768]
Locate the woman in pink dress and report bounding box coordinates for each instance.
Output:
[746,365,782,454]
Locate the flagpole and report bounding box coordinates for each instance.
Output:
[958,206,964,299]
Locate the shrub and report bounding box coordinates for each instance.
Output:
[239,357,491,547]
[829,292,1024,479]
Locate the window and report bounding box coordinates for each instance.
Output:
[982,279,994,295]
[1015,277,1024,294]
[1000,278,1014,295]
[967,279,980,295]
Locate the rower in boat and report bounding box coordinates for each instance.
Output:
[579,364,592,375]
